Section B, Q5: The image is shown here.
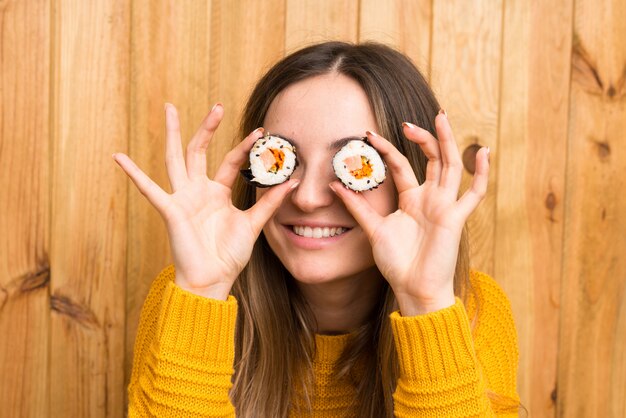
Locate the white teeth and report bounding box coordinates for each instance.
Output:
[292,225,347,238]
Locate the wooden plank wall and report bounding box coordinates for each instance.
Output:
[0,1,50,416]
[1,1,624,417]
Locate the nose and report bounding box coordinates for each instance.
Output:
[289,164,336,213]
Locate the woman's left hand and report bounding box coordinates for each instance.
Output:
[330,111,490,316]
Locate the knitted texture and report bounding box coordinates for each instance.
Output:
[128,266,519,417]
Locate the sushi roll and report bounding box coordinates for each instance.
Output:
[240,134,297,187]
[332,139,386,192]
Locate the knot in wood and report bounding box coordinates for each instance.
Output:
[462,141,482,175]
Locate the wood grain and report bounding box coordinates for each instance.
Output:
[429,0,503,273]
[496,1,573,416]
[1,2,625,416]
[285,0,359,52]
[49,1,130,416]
[359,0,432,74]
[0,1,50,416]
[207,0,286,176]
[126,0,212,402]
[558,0,626,416]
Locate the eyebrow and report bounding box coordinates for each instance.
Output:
[270,133,365,151]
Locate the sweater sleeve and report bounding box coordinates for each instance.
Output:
[390,271,520,417]
[128,265,238,418]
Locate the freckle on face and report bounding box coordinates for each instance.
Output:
[257,73,397,284]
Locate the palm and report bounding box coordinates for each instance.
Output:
[163,179,256,286]
[370,187,463,298]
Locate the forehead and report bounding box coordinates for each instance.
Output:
[263,73,378,152]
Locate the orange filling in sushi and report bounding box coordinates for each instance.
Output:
[260,148,285,173]
[343,155,373,179]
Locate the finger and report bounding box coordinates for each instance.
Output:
[112,153,170,212]
[213,127,265,188]
[328,181,384,239]
[456,147,490,219]
[434,110,463,191]
[186,103,224,179]
[364,130,419,194]
[246,179,299,235]
[164,103,188,191]
[402,122,442,185]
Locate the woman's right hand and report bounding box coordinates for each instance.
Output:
[113,103,298,300]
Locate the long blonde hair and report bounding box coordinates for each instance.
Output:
[230,42,471,417]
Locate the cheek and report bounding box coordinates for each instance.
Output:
[262,223,279,253]
[261,222,287,272]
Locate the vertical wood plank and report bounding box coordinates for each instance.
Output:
[285,0,359,52]
[126,0,212,402]
[1,2,624,415]
[50,1,129,416]
[0,1,51,417]
[496,1,573,415]
[359,0,432,73]
[207,0,286,176]
[429,0,503,273]
[559,0,626,416]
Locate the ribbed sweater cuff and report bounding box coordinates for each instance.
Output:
[156,280,238,366]
[389,297,476,382]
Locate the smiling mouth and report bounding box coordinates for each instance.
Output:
[292,225,349,238]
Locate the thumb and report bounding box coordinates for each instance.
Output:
[246,180,300,235]
[329,181,383,238]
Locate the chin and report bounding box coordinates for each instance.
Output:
[287,266,343,285]
[279,256,378,286]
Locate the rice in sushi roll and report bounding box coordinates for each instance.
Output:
[240,134,297,187]
[332,139,386,192]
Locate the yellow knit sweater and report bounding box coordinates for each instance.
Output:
[128,266,520,417]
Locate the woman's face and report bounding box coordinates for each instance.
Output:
[258,73,397,285]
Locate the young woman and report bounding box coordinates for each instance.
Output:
[115,42,520,417]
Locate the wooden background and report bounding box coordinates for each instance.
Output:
[1,0,625,417]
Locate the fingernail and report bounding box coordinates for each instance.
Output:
[111,153,117,159]
[439,109,447,117]
[328,183,336,192]
[252,127,265,136]
[402,122,417,129]
[164,102,171,112]
[211,103,222,113]
[290,180,300,189]
[365,130,378,137]
[486,146,491,162]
